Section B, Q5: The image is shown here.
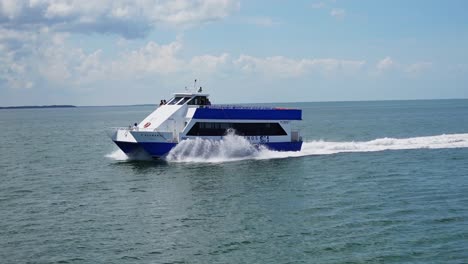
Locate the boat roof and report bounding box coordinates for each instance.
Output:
[173,92,209,97]
[193,106,302,120]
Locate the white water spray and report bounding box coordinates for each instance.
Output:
[106,149,129,161]
[105,148,152,161]
[165,133,468,163]
[165,133,268,163]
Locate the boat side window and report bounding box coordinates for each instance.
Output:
[168,96,183,105]
[187,122,287,136]
[178,97,192,105]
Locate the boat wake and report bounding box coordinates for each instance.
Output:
[106,133,468,163]
[166,133,468,163]
[105,148,152,161]
[106,149,129,161]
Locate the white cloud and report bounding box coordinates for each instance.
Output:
[235,55,308,77]
[245,16,278,27]
[0,29,101,88]
[1,28,436,92]
[0,53,34,89]
[111,6,130,19]
[44,2,74,18]
[0,27,39,89]
[330,8,345,19]
[375,57,434,76]
[115,41,184,76]
[0,0,240,38]
[377,56,395,72]
[75,50,104,84]
[190,53,230,74]
[235,55,366,78]
[0,29,370,91]
[106,48,365,80]
[0,0,23,19]
[311,2,326,9]
[0,34,233,89]
[0,0,240,90]
[156,0,239,26]
[405,62,433,75]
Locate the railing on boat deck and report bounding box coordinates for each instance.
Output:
[110,126,171,134]
[203,105,300,110]
[110,127,178,143]
[110,126,164,131]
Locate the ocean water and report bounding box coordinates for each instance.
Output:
[1,99,468,263]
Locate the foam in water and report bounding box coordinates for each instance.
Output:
[105,148,153,161]
[166,133,468,163]
[106,133,468,163]
[259,133,468,160]
[106,149,128,161]
[165,133,267,163]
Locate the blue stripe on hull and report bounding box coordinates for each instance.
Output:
[114,141,141,154]
[262,141,303,152]
[138,142,178,158]
[115,140,302,158]
[193,108,302,120]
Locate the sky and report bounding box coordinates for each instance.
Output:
[1,0,468,106]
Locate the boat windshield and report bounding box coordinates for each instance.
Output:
[178,97,192,105]
[167,96,183,105]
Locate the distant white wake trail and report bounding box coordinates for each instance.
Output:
[165,133,468,163]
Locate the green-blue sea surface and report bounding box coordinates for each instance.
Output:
[1,99,468,263]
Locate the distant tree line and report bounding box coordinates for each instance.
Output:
[0,105,76,109]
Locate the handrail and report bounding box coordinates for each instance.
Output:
[205,105,299,110]
[110,127,132,131]
[111,127,177,143]
[110,126,157,132]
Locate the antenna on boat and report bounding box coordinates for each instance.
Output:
[193,78,203,93]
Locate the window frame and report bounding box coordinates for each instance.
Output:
[186,122,287,136]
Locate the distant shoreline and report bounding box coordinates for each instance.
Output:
[1,98,467,109]
[0,105,77,110]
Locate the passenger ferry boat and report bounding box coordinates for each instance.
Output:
[108,90,303,158]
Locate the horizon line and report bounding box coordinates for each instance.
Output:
[2,97,467,109]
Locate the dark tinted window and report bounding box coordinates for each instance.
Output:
[187,96,207,105]
[168,97,183,105]
[178,97,192,105]
[187,122,287,136]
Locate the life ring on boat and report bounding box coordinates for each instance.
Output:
[226,128,235,134]
[144,122,151,128]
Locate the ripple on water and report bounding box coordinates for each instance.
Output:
[2,103,468,263]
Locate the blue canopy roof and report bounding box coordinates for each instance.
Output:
[193,107,302,120]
